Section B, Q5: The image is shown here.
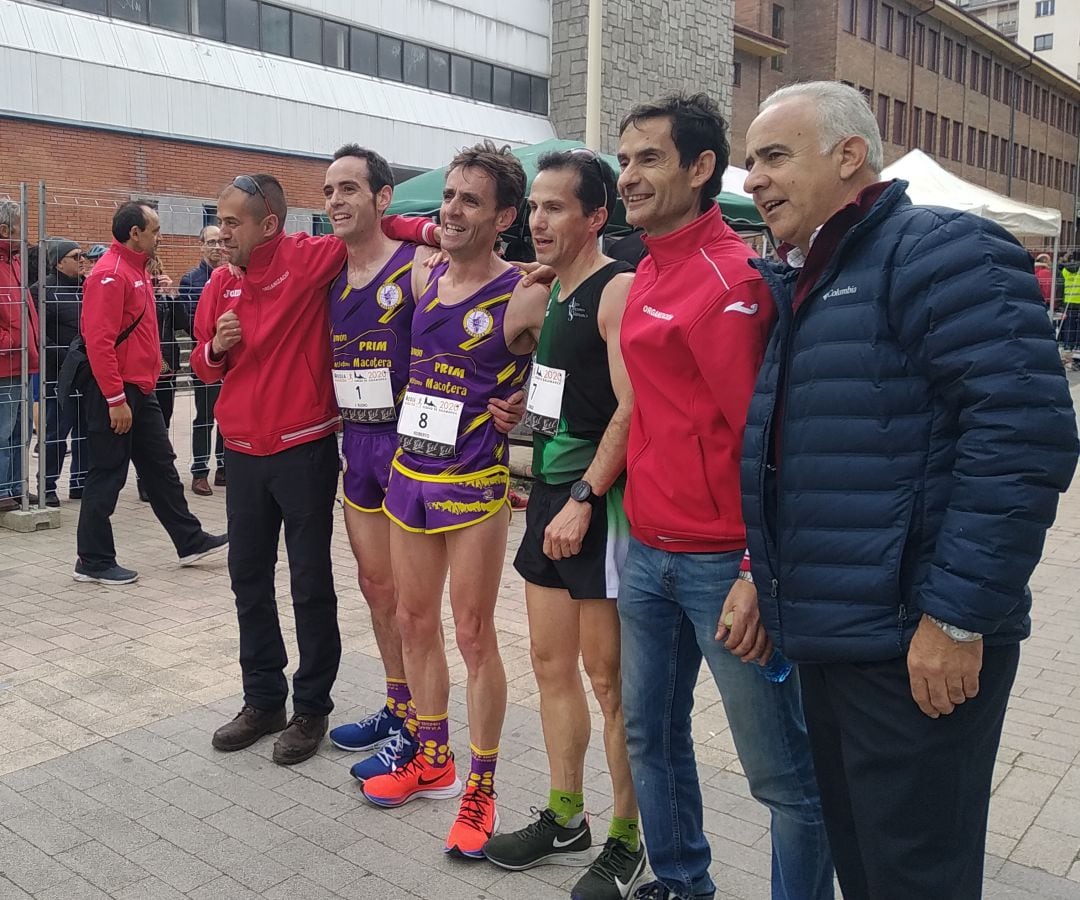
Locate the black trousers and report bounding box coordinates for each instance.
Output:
[225,435,341,716]
[44,377,87,493]
[799,643,1020,900]
[155,376,175,429]
[192,379,224,477]
[76,381,206,570]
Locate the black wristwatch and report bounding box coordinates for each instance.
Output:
[570,479,594,503]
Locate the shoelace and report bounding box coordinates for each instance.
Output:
[455,787,496,830]
[514,807,565,842]
[373,731,411,767]
[632,882,670,900]
[387,752,429,782]
[288,714,314,730]
[352,706,390,730]
[588,838,638,883]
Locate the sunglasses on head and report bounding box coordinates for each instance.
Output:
[568,147,609,212]
[232,175,274,220]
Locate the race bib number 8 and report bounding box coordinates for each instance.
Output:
[333,369,396,423]
[398,391,464,458]
[523,364,566,437]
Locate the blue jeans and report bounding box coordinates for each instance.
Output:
[0,375,27,500]
[618,539,834,900]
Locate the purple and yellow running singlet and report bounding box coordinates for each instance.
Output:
[383,261,531,533]
[329,242,416,512]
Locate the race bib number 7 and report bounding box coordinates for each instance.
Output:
[523,364,566,437]
[398,391,464,458]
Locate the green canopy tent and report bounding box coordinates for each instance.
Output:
[386,137,764,241]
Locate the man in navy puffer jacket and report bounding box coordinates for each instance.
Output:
[741,81,1078,900]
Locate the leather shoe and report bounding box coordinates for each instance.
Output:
[0,497,18,513]
[272,713,328,765]
[214,469,227,487]
[212,704,287,752]
[192,476,212,496]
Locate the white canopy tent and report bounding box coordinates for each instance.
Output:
[881,149,1064,310]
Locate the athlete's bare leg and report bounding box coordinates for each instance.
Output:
[344,504,404,681]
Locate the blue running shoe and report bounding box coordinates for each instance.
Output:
[350,730,418,784]
[329,706,404,752]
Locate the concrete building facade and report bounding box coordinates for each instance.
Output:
[732,0,1080,245]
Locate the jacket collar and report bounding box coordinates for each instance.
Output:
[244,231,287,281]
[112,239,150,271]
[642,203,728,266]
[0,241,17,265]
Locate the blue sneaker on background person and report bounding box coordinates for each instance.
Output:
[72,559,139,585]
[349,730,418,784]
[330,705,405,752]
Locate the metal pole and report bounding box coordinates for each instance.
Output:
[17,183,28,512]
[585,0,602,149]
[1050,233,1059,319]
[36,181,47,506]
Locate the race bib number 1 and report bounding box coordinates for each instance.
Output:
[398,391,464,458]
[333,369,396,423]
[523,364,566,437]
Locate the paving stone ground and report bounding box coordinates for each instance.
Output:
[2,385,1080,899]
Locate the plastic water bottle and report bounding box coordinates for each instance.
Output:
[754,651,793,683]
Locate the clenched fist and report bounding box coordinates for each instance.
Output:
[212,310,242,357]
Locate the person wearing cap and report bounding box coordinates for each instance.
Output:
[1034,253,1053,306]
[39,238,88,505]
[81,244,107,280]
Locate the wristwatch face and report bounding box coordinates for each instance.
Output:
[571,480,592,503]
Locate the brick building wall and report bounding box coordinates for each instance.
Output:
[550,0,736,154]
[0,117,332,279]
[731,0,1080,244]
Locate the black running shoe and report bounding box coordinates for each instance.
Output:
[482,807,591,871]
[572,837,647,899]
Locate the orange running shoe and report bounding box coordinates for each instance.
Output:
[362,752,461,808]
[445,785,499,858]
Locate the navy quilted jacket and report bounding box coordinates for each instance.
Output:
[741,180,1078,663]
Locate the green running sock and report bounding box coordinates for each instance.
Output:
[609,816,640,853]
[548,789,585,828]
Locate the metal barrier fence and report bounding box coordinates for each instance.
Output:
[1,180,1079,525]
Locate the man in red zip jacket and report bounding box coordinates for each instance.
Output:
[74,201,227,585]
[0,198,39,512]
[614,95,833,900]
[191,174,438,767]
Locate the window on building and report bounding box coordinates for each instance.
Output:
[877,93,889,139]
[912,107,922,149]
[225,0,258,49]
[403,42,427,87]
[451,55,472,97]
[1012,73,1022,109]
[1034,86,1042,120]
[952,121,962,161]
[1023,79,1031,112]
[897,12,909,57]
[967,126,976,164]
[992,62,1002,101]
[1039,151,1046,184]
[1012,142,1019,176]
[1034,33,1053,51]
[924,111,936,152]
[1031,147,1039,181]
[914,21,925,65]
[859,85,873,108]
[859,0,875,41]
[955,45,966,83]
[111,0,147,23]
[378,35,402,81]
[978,130,987,168]
[291,11,321,64]
[193,0,224,40]
[880,4,894,50]
[259,4,289,56]
[492,66,512,107]
[771,54,784,72]
[349,28,377,76]
[990,135,999,171]
[939,116,950,157]
[472,61,492,104]
[428,49,449,92]
[531,76,548,115]
[63,0,108,12]
[202,204,217,229]
[841,0,855,32]
[893,99,906,144]
[981,55,991,95]
[943,37,953,78]
[969,51,980,89]
[511,70,532,111]
[1020,144,1028,180]
[1000,139,1008,174]
[772,3,785,39]
[927,30,939,72]
[149,0,188,32]
[733,61,742,87]
[1055,157,1063,189]
[322,20,346,68]
[1035,0,1054,16]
